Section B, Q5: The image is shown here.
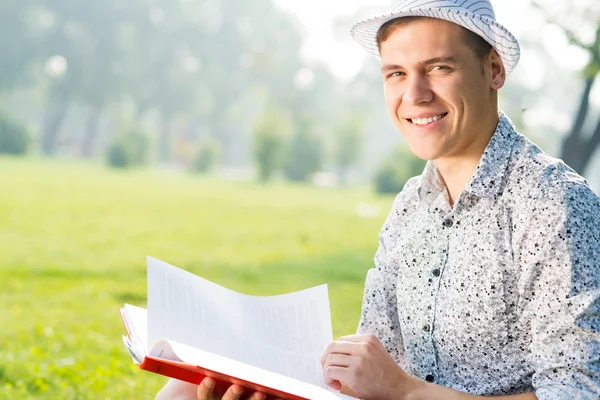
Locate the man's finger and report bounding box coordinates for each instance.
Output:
[196,377,216,400]
[337,333,377,343]
[323,353,354,368]
[321,341,337,367]
[323,365,348,390]
[247,391,267,400]
[221,384,245,400]
[321,340,359,364]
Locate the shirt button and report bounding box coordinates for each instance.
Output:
[432,269,441,277]
[422,324,431,333]
[425,374,435,383]
[443,219,453,228]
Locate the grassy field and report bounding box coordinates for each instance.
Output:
[0,156,393,399]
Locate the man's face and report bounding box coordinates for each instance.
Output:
[380,18,496,163]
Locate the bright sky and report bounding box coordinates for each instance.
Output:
[273,0,591,82]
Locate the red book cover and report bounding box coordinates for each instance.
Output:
[139,356,308,400]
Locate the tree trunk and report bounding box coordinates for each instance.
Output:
[338,166,348,186]
[566,75,595,141]
[134,100,151,125]
[41,82,72,156]
[218,128,232,166]
[580,116,600,176]
[81,106,103,158]
[158,110,172,163]
[560,74,597,173]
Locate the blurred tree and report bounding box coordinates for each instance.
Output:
[192,138,220,174]
[2,0,343,168]
[36,0,127,155]
[0,1,37,93]
[120,0,307,165]
[0,114,30,155]
[374,145,426,195]
[283,118,323,182]
[533,1,600,175]
[122,0,201,163]
[334,112,364,184]
[252,108,291,182]
[105,129,148,168]
[203,0,306,166]
[106,141,130,168]
[76,2,130,158]
[41,76,74,155]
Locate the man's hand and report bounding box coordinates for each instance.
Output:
[321,334,420,400]
[196,377,278,400]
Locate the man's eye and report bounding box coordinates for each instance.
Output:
[432,65,450,71]
[388,72,404,78]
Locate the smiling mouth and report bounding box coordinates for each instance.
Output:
[407,113,448,126]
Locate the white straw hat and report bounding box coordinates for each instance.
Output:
[350,0,520,74]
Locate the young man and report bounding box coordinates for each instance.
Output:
[160,0,600,399]
[319,1,600,399]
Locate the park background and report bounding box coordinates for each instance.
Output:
[1,0,599,398]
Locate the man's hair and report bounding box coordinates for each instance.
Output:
[376,17,493,61]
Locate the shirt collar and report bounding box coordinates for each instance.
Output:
[418,160,445,200]
[418,112,519,200]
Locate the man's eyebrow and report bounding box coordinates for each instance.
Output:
[381,56,459,73]
[419,56,459,67]
[381,64,403,73]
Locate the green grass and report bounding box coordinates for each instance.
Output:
[0,156,393,399]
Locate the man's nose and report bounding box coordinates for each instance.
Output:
[403,75,433,105]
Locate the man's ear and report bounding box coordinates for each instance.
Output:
[489,49,506,90]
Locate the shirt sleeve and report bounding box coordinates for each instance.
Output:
[356,188,412,372]
[515,181,600,399]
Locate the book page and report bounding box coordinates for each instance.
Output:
[122,304,149,353]
[147,257,333,388]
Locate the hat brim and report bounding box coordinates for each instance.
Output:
[350,7,520,74]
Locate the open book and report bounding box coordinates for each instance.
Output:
[120,257,356,400]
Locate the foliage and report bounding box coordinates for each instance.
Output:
[106,141,130,168]
[374,145,427,195]
[0,157,390,398]
[0,0,310,160]
[283,119,323,182]
[0,114,29,155]
[252,109,291,182]
[191,138,220,174]
[106,130,149,169]
[0,1,36,91]
[335,113,364,183]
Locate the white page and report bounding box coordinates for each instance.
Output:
[122,304,149,353]
[147,257,334,388]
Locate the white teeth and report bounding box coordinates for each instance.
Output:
[411,114,445,125]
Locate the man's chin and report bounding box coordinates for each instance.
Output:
[406,143,441,162]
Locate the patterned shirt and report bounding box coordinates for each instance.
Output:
[357,113,600,399]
